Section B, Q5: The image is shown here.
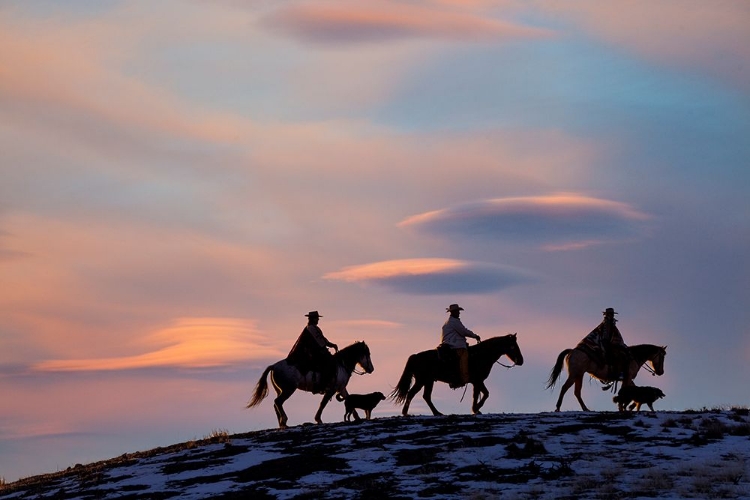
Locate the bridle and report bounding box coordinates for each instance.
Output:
[640,349,664,376]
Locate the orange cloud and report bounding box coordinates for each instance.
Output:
[32,318,283,372]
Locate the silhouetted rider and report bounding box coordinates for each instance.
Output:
[440,304,481,388]
[585,307,631,383]
[286,311,338,393]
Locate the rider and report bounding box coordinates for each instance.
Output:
[440,304,481,388]
[286,311,339,393]
[584,307,631,383]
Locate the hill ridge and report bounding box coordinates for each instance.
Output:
[2,410,749,499]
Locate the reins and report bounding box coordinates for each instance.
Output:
[633,345,662,376]
[642,362,657,376]
[336,344,370,376]
[352,367,367,376]
[495,360,516,369]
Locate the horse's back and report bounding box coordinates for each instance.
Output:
[566,347,601,373]
[269,358,303,386]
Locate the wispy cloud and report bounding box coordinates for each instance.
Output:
[263,1,553,44]
[541,0,750,91]
[328,319,403,329]
[32,318,282,372]
[324,258,535,294]
[398,193,651,250]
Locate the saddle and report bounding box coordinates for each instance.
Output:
[436,344,456,363]
[576,340,605,366]
[576,340,629,390]
[436,344,465,389]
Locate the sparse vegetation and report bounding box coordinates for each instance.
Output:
[204,428,232,443]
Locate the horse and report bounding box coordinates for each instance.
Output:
[546,343,666,412]
[390,334,524,416]
[247,341,374,428]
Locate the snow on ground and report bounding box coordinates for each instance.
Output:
[1,409,748,499]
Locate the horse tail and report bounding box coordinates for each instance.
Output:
[247,365,273,408]
[390,354,417,405]
[545,349,572,389]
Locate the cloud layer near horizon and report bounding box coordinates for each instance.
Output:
[32,318,282,372]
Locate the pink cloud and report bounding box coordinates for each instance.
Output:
[325,258,467,281]
[264,1,553,44]
[324,258,535,294]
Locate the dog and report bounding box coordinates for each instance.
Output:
[337,392,386,422]
[613,385,665,412]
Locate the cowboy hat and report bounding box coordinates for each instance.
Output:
[603,308,618,315]
[446,304,464,313]
[305,311,322,317]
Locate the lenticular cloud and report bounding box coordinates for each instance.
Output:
[398,194,650,250]
[324,258,535,294]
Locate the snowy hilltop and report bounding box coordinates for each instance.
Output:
[1,409,749,499]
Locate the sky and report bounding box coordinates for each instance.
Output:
[1,0,748,483]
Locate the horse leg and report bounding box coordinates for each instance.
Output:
[422,381,442,416]
[472,382,489,414]
[273,388,294,429]
[573,376,590,411]
[554,376,576,412]
[314,391,335,424]
[402,381,424,416]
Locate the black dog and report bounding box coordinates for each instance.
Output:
[338,392,386,422]
[613,385,665,412]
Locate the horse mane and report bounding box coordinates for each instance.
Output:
[335,341,369,358]
[468,334,516,363]
[629,344,665,362]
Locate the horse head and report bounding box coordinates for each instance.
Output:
[337,341,374,374]
[506,333,524,366]
[357,341,374,374]
[651,345,667,376]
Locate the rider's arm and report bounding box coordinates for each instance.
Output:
[452,318,480,342]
